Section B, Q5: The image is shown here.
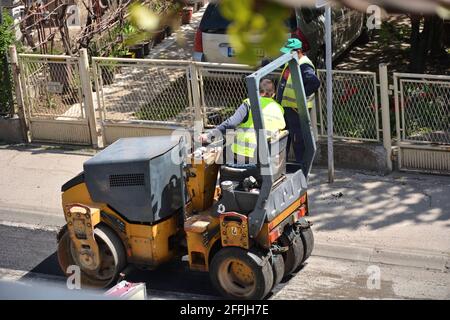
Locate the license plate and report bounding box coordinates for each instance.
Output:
[227,47,234,57]
[228,47,265,57]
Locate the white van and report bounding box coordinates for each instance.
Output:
[193,3,370,67]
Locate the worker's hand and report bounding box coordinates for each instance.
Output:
[199,133,209,144]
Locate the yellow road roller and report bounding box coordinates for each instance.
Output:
[57,52,316,299]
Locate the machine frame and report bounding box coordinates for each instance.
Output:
[245,52,317,238]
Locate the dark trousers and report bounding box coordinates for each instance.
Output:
[284,107,306,166]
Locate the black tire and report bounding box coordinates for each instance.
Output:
[358,28,370,44]
[209,247,273,300]
[358,23,375,45]
[56,224,68,242]
[299,227,314,264]
[278,231,305,277]
[314,46,325,69]
[57,224,126,288]
[271,253,285,290]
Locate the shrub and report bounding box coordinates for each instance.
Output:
[0,10,15,116]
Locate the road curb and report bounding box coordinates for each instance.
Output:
[0,203,65,230]
[0,143,97,156]
[314,241,450,272]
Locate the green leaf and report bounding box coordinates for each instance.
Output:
[250,14,266,31]
[219,0,291,65]
[129,3,159,31]
[220,0,253,23]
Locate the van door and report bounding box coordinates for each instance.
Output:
[296,7,325,64]
[331,7,346,57]
[347,9,364,44]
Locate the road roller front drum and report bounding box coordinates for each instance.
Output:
[57,224,126,288]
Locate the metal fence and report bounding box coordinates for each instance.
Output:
[21,55,83,119]
[18,53,92,145]
[93,57,193,124]
[92,57,196,145]
[394,73,450,174]
[397,77,449,144]
[196,63,258,128]
[316,69,380,142]
[92,58,317,146]
[11,50,450,175]
[14,55,383,146]
[13,53,385,146]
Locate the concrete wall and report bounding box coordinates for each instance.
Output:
[0,117,25,144]
[312,138,390,174]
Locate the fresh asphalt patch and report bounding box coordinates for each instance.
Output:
[0,223,300,299]
[0,224,60,274]
[0,224,220,298]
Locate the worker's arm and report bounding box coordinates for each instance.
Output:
[275,68,289,104]
[300,64,321,97]
[275,64,320,102]
[201,102,250,142]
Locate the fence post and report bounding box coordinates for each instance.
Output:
[379,63,392,172]
[79,48,98,148]
[8,45,29,143]
[310,98,319,141]
[190,63,203,134]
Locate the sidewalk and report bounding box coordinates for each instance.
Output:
[146,5,205,60]
[0,144,94,226]
[0,143,449,270]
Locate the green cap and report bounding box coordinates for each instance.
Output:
[280,38,302,54]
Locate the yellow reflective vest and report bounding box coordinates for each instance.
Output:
[231,97,286,158]
[280,55,316,110]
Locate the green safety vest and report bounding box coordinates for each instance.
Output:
[280,55,316,110]
[231,97,286,158]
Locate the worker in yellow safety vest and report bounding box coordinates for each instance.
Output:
[276,38,320,165]
[200,79,286,161]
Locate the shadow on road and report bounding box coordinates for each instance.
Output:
[27,252,64,277]
[308,169,450,232]
[20,249,306,299]
[21,250,219,298]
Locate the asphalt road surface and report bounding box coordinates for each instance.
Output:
[0,223,448,300]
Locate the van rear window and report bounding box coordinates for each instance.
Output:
[199,4,297,32]
[199,4,231,32]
